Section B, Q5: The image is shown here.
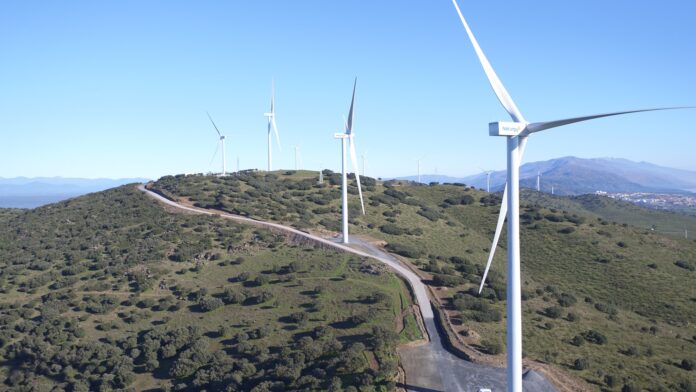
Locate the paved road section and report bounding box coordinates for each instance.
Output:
[139,185,557,392]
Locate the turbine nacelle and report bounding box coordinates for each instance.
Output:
[264,112,274,118]
[489,121,527,137]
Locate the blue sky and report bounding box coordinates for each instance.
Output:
[1,1,695,179]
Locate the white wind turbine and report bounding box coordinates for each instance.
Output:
[417,155,426,183]
[334,79,365,244]
[451,1,694,390]
[263,81,281,171]
[206,112,226,176]
[536,171,541,192]
[479,167,493,192]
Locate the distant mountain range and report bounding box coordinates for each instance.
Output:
[0,177,149,208]
[397,157,696,196]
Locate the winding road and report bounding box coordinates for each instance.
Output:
[139,184,556,392]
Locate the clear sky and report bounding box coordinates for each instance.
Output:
[1,1,695,180]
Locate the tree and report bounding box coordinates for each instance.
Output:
[198,296,223,312]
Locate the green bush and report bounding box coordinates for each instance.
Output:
[675,260,695,271]
[573,357,589,370]
[481,338,503,355]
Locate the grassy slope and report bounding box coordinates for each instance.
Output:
[152,171,696,391]
[0,185,416,391]
[522,190,696,237]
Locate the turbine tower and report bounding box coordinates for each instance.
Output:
[264,81,281,171]
[479,167,493,192]
[206,112,226,176]
[417,155,426,183]
[536,171,541,192]
[451,1,694,390]
[334,78,365,244]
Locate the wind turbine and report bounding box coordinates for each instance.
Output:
[263,81,281,171]
[451,1,694,390]
[479,167,493,192]
[206,112,226,176]
[334,78,365,244]
[536,171,541,192]
[417,155,426,183]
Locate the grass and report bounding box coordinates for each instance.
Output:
[151,171,696,390]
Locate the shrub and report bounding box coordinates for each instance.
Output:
[675,260,695,271]
[682,358,695,371]
[573,357,589,370]
[417,208,441,222]
[481,338,503,355]
[379,224,406,236]
[386,242,423,258]
[558,227,576,234]
[432,274,463,287]
[570,335,584,346]
[581,330,608,345]
[198,296,223,312]
[223,288,246,304]
[544,306,563,319]
[473,309,502,323]
[558,293,577,307]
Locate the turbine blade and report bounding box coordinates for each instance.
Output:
[450,0,525,123]
[206,112,222,137]
[525,106,696,135]
[270,79,275,113]
[272,117,281,150]
[479,185,507,294]
[209,141,220,166]
[479,136,528,293]
[346,78,357,134]
[349,137,365,214]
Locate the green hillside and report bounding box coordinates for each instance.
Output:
[0,185,416,391]
[522,190,696,238]
[152,171,696,391]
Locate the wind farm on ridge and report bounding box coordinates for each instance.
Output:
[2,1,696,392]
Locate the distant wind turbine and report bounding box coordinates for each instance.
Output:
[451,1,695,390]
[206,112,226,176]
[417,155,426,183]
[536,171,541,192]
[263,80,281,171]
[334,78,365,244]
[479,167,493,192]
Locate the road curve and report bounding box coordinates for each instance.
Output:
[138,184,556,392]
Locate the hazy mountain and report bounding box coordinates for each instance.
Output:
[0,177,149,208]
[461,157,696,195]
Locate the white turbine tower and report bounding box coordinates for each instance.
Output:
[451,1,694,391]
[264,81,281,171]
[334,79,365,244]
[536,171,541,192]
[206,112,226,176]
[479,167,493,192]
[417,155,426,183]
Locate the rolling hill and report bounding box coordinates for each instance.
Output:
[151,171,696,391]
[0,185,414,391]
[0,177,149,208]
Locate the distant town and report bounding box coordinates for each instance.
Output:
[597,191,696,216]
